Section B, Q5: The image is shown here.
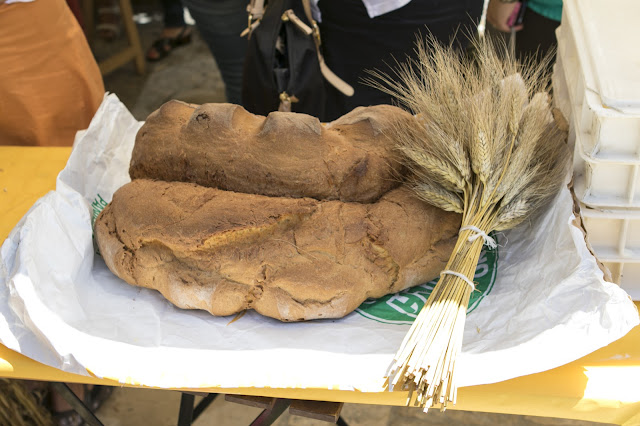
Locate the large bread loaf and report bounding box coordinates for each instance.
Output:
[129,101,412,203]
[95,179,460,321]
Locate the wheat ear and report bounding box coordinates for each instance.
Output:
[368,34,570,411]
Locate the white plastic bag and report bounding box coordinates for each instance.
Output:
[0,94,637,390]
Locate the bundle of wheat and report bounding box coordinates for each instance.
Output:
[367,36,570,411]
[0,379,51,426]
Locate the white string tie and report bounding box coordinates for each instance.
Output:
[460,225,497,249]
[440,270,475,291]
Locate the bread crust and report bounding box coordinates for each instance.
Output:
[95,179,460,321]
[129,101,413,203]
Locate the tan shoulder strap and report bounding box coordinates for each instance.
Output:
[242,0,265,37]
[244,0,354,97]
[301,0,354,97]
[247,0,266,20]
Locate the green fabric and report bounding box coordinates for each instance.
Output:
[527,0,563,22]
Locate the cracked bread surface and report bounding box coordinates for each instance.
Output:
[95,179,460,321]
[129,101,412,203]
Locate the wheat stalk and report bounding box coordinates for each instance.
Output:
[366,35,570,411]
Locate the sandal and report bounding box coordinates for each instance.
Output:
[53,410,84,426]
[146,26,193,62]
[85,385,114,412]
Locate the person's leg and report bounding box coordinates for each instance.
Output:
[0,0,104,146]
[318,0,483,120]
[147,0,192,61]
[180,0,248,104]
[162,0,186,28]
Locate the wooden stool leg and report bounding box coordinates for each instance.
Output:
[82,0,95,44]
[118,0,146,75]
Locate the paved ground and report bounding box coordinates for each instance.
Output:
[93,4,608,425]
[96,3,224,120]
[94,386,609,426]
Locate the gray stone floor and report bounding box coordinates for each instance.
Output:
[96,4,224,120]
[94,387,611,426]
[94,5,609,425]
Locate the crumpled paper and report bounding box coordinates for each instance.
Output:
[0,94,637,391]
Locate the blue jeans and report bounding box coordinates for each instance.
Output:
[181,0,248,105]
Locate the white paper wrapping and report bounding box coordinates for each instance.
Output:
[0,94,638,391]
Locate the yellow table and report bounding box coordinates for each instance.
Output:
[1,146,639,425]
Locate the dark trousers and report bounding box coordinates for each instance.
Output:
[515,7,560,75]
[318,0,483,120]
[162,0,185,28]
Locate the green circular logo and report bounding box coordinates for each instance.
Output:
[356,239,498,324]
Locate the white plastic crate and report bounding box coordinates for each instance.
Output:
[551,58,571,131]
[557,30,640,159]
[554,55,640,208]
[559,0,640,116]
[580,204,640,300]
[555,0,640,208]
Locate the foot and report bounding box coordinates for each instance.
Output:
[146,26,193,62]
[50,383,85,426]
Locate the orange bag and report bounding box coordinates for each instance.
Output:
[0,0,104,146]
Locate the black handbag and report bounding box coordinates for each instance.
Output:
[241,0,353,122]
